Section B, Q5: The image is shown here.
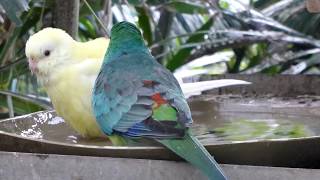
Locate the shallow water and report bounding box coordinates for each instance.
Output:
[0,96,319,146]
[190,98,318,144]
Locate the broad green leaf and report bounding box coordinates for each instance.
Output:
[135,6,153,45]
[246,43,268,69]
[166,17,214,71]
[219,0,229,9]
[79,17,97,39]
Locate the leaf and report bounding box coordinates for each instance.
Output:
[79,0,104,16]
[79,17,97,39]
[0,27,20,69]
[126,0,144,6]
[135,6,153,45]
[0,0,29,26]
[163,1,208,14]
[0,58,28,87]
[0,7,43,87]
[219,0,230,9]
[261,65,281,74]
[166,17,214,71]
[253,0,280,9]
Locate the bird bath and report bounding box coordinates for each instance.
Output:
[1,74,320,179]
[1,93,320,168]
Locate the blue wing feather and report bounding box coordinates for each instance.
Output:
[92,53,192,137]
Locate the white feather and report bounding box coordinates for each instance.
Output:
[173,62,251,98]
[180,79,251,98]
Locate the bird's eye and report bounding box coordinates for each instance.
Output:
[44,50,50,56]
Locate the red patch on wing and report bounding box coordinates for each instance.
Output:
[142,80,167,107]
[143,80,153,87]
[152,93,167,105]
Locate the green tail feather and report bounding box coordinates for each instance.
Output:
[157,133,227,180]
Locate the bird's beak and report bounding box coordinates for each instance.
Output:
[28,57,38,74]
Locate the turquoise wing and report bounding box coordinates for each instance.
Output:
[92,53,192,137]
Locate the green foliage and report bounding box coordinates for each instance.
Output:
[0,5,45,86]
[166,17,214,71]
[0,0,29,26]
[135,6,153,45]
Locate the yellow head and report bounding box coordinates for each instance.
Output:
[25,27,75,77]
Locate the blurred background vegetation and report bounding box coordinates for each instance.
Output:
[0,0,320,118]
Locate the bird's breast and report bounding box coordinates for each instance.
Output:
[45,63,105,138]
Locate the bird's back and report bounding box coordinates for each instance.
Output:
[102,52,182,92]
[73,37,109,61]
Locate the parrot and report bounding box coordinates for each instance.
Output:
[25,27,249,141]
[92,21,227,180]
[25,28,109,138]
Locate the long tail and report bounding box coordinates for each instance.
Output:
[157,133,227,180]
